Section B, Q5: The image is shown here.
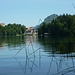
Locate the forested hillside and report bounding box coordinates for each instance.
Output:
[35,14,58,29]
[0,23,26,36]
[38,14,75,36]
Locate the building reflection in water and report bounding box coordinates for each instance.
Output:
[1,36,74,75]
[13,36,75,75]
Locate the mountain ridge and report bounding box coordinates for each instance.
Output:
[35,14,58,29]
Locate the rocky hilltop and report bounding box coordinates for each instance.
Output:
[35,14,58,29]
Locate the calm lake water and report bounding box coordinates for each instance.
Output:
[0,36,75,75]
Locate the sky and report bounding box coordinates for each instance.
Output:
[0,0,75,27]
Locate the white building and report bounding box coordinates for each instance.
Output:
[0,23,5,27]
[25,27,38,35]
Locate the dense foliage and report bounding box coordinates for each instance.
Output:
[0,23,26,36]
[38,14,75,36]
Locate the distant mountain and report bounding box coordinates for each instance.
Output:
[34,25,39,30]
[34,14,58,29]
[44,14,58,23]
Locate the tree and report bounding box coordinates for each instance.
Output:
[0,23,26,36]
[21,25,26,34]
[38,14,75,37]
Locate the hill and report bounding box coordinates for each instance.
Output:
[35,14,58,29]
[44,14,58,23]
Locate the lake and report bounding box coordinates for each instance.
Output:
[0,36,75,75]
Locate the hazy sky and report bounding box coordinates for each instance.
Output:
[0,0,75,27]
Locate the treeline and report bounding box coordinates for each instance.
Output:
[0,23,26,36]
[38,14,75,36]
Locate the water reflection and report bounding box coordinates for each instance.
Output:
[0,37,5,47]
[0,36,26,51]
[0,36,75,75]
[38,36,75,54]
[38,36,75,75]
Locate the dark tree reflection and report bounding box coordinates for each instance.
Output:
[38,36,75,55]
